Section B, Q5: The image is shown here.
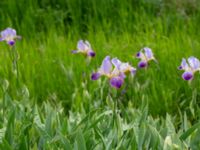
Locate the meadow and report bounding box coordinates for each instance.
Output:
[1,0,200,149]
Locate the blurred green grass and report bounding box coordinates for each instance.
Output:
[0,0,200,116]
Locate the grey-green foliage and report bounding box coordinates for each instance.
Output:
[0,83,200,149]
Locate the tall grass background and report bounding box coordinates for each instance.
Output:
[1,0,200,149]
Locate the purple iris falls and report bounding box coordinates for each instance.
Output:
[138,61,147,68]
[178,66,183,70]
[178,56,200,81]
[71,40,95,58]
[182,72,193,81]
[88,51,96,57]
[136,52,141,58]
[91,56,136,89]
[0,27,21,46]
[136,47,156,69]
[110,76,124,89]
[91,72,101,80]
[8,40,15,46]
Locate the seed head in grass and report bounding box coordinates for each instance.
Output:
[91,56,136,89]
[136,47,156,68]
[71,40,95,58]
[0,27,21,46]
[178,56,200,81]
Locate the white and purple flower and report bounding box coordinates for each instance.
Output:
[71,40,95,58]
[111,58,136,76]
[91,56,136,89]
[0,27,21,46]
[136,47,156,68]
[178,56,200,81]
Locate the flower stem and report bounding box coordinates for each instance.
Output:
[10,46,20,85]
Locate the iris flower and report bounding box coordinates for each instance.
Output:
[71,40,95,58]
[91,56,136,89]
[136,47,156,68]
[0,27,21,46]
[111,58,136,76]
[178,56,200,81]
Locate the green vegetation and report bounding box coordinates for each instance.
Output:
[1,0,200,149]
